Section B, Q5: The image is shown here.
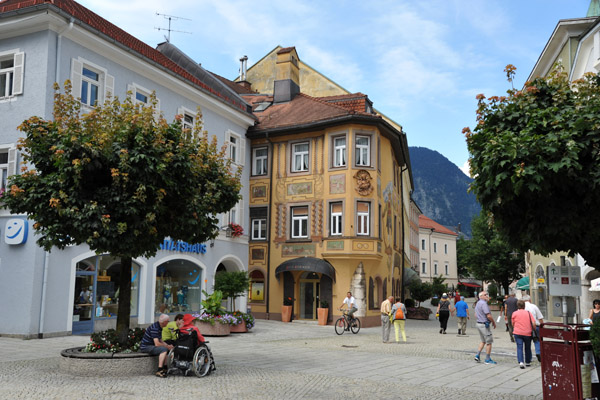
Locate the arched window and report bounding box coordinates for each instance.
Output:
[155,260,202,314]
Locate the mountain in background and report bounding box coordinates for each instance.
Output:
[409,147,480,237]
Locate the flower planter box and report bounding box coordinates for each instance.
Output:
[317,308,329,325]
[194,320,230,336]
[230,322,248,333]
[281,305,292,322]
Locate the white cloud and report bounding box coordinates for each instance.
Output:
[460,160,471,177]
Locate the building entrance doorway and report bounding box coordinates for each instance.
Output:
[73,261,95,334]
[299,272,320,320]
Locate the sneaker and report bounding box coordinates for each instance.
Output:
[484,359,497,365]
[458,329,461,335]
[443,330,447,334]
[519,362,525,369]
[474,355,481,363]
[440,329,443,334]
[525,363,531,367]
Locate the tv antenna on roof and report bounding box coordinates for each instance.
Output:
[155,13,192,42]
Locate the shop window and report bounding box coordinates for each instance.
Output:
[291,142,309,172]
[249,270,265,303]
[329,202,343,236]
[291,205,308,238]
[155,260,202,314]
[0,49,24,99]
[357,201,370,236]
[252,147,268,176]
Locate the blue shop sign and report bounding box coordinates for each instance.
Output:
[5,218,28,245]
[159,238,207,254]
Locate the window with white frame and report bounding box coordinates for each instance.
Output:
[226,131,244,165]
[330,202,343,236]
[292,142,309,172]
[355,135,370,166]
[71,58,113,108]
[127,83,159,116]
[252,147,268,176]
[357,201,370,236]
[251,218,267,240]
[0,146,17,194]
[332,136,346,167]
[0,50,24,99]
[182,113,194,133]
[291,206,308,238]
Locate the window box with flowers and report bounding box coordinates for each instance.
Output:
[228,223,244,238]
[282,296,293,323]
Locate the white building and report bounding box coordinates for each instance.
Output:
[418,215,458,288]
[0,0,254,337]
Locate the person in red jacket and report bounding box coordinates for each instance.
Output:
[180,314,206,346]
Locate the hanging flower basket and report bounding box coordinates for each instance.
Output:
[228,223,243,238]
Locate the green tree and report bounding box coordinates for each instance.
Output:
[465,65,600,268]
[456,236,470,278]
[3,83,241,344]
[431,275,447,298]
[408,280,433,307]
[214,271,249,311]
[461,211,523,295]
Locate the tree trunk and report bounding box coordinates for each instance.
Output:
[116,256,132,346]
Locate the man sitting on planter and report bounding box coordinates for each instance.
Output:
[140,314,174,378]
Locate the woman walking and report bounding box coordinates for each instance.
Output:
[589,299,600,325]
[511,300,535,368]
[390,297,407,343]
[437,293,452,334]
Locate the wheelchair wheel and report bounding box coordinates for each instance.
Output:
[166,348,175,371]
[334,317,346,335]
[350,318,361,334]
[192,346,211,377]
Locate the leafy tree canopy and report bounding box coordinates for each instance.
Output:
[461,211,523,295]
[408,279,432,307]
[4,82,241,258]
[465,66,600,268]
[214,271,249,311]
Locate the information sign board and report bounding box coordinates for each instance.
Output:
[548,265,581,297]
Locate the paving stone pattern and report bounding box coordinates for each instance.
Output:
[0,307,542,399]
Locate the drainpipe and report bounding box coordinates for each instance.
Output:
[38,250,51,338]
[400,165,407,301]
[55,18,74,85]
[265,133,273,319]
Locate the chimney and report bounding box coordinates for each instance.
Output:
[273,47,300,103]
[237,55,252,91]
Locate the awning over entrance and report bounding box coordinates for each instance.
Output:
[516,276,530,290]
[458,281,482,288]
[275,257,336,282]
[403,267,420,284]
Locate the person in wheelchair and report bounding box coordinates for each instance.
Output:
[166,314,215,377]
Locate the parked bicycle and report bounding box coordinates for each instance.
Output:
[335,309,361,335]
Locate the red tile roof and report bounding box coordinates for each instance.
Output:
[419,215,458,236]
[242,92,379,131]
[0,0,250,114]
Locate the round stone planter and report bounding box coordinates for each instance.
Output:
[230,322,248,333]
[194,320,230,336]
[60,347,157,377]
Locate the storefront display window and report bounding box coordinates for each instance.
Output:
[95,256,140,318]
[249,269,265,303]
[155,260,202,314]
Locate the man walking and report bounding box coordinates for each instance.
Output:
[523,294,544,362]
[380,295,394,343]
[504,292,518,342]
[474,291,497,364]
[455,296,469,335]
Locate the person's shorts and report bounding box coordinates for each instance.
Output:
[140,345,169,355]
[476,323,494,344]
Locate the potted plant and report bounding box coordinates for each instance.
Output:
[230,311,255,333]
[317,299,329,326]
[228,223,244,238]
[282,296,293,322]
[192,290,232,336]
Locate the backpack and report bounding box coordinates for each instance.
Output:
[174,329,197,360]
[395,305,404,320]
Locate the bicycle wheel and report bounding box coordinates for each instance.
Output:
[350,318,361,334]
[192,346,211,377]
[334,317,346,335]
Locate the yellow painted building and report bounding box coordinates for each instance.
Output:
[242,48,411,326]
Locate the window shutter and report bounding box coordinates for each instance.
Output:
[12,52,25,95]
[70,59,83,100]
[104,73,114,102]
[177,106,184,118]
[127,84,135,101]
[239,136,246,166]
[7,147,18,176]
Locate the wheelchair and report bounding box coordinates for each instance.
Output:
[166,329,216,377]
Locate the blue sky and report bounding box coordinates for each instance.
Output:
[79,0,592,174]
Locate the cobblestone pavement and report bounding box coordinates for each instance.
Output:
[0,309,542,400]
